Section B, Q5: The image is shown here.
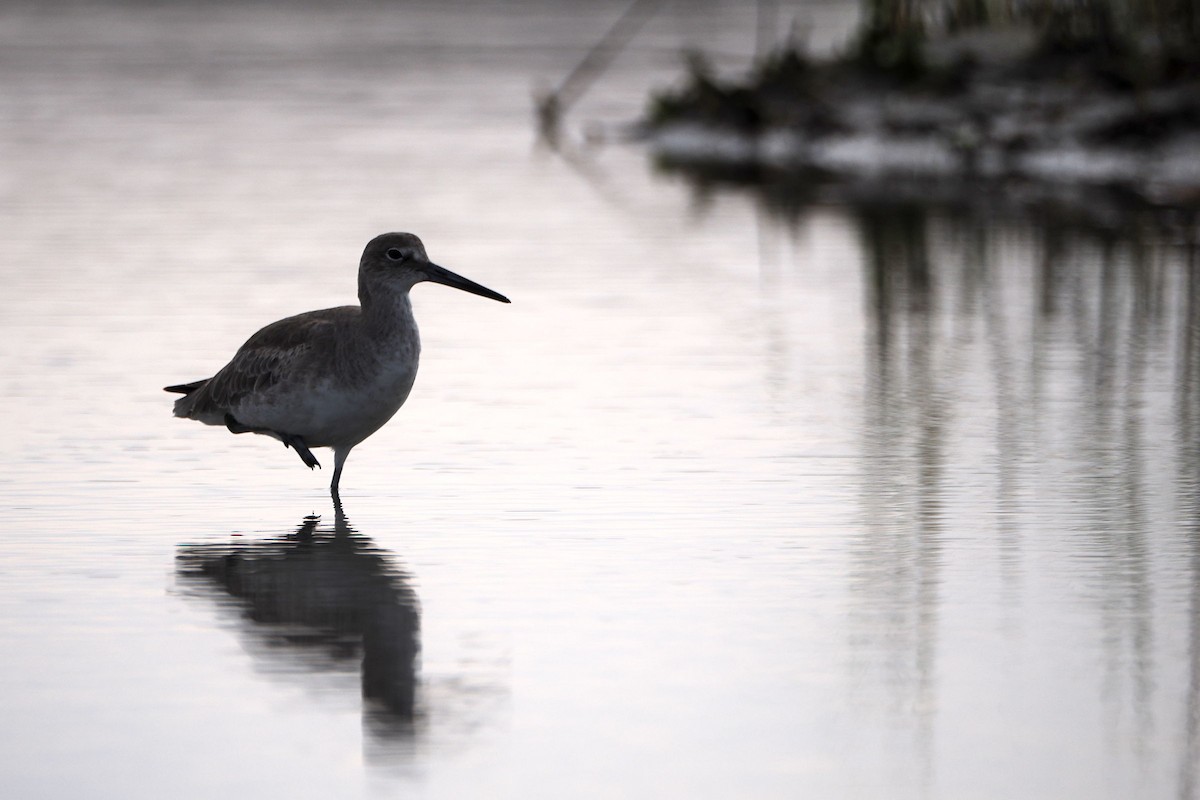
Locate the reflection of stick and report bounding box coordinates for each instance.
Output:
[536,0,660,143]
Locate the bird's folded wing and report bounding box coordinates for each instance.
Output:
[202,311,343,409]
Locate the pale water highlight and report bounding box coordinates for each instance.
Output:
[0,2,1196,798]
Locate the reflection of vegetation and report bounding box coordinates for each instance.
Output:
[852,204,946,776]
[656,158,1196,237]
[684,175,1200,789]
[840,197,1199,793]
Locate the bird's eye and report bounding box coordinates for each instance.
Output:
[386,248,405,261]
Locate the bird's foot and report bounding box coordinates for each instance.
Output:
[281,434,321,470]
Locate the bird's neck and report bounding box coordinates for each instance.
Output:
[361,288,419,344]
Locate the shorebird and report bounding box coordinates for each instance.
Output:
[165,232,510,496]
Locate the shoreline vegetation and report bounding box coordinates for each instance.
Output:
[638,0,1200,227]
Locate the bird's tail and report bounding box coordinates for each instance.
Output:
[165,378,214,420]
[164,379,207,395]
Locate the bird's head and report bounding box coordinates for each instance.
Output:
[358,232,510,305]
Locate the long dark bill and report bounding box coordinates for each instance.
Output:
[422,262,511,303]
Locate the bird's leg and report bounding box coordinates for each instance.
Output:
[280,434,321,471]
[330,446,353,496]
[225,414,321,470]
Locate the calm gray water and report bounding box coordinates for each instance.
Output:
[1,2,1198,798]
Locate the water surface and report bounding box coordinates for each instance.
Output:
[1,2,1197,798]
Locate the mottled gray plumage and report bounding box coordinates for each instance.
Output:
[171,309,352,424]
[166,232,510,497]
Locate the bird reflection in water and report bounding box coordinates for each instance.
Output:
[176,504,420,743]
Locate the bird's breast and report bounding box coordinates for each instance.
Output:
[308,348,420,446]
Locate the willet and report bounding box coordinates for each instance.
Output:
[165,232,510,496]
